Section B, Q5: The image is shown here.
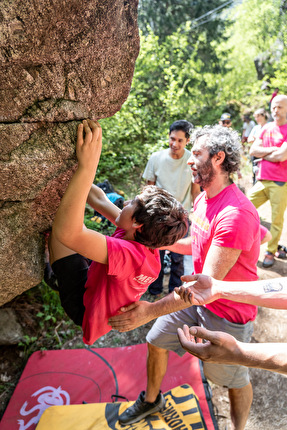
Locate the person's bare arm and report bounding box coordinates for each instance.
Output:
[87,184,121,225]
[163,235,193,255]
[261,229,272,245]
[249,138,278,158]
[175,274,287,309]
[52,120,108,265]
[177,325,287,374]
[202,244,241,278]
[108,245,241,332]
[108,289,192,332]
[263,141,287,162]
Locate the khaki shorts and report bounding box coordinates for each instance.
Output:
[146,306,254,389]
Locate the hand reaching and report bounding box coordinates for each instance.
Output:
[177,324,241,364]
[174,274,221,306]
[76,119,102,173]
[108,301,155,332]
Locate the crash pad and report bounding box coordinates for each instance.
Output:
[0,343,218,430]
[36,384,207,429]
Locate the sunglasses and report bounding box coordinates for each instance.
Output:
[222,120,231,125]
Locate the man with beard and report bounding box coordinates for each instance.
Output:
[111,125,260,430]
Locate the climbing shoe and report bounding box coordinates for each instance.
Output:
[118,390,165,425]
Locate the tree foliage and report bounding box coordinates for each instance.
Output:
[216,0,286,104]
[96,0,287,195]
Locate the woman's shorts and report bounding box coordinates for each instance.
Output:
[51,254,91,326]
[146,306,254,389]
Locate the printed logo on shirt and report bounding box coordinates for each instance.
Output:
[265,130,284,146]
[192,213,210,232]
[133,274,157,284]
[191,234,198,245]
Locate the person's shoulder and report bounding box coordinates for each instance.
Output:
[181,148,191,160]
[149,148,168,160]
[263,121,274,131]
[107,231,149,257]
[224,185,259,217]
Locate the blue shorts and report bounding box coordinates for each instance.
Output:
[146,306,254,389]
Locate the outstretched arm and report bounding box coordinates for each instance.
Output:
[177,325,287,375]
[175,274,287,309]
[87,185,120,225]
[52,120,108,264]
[163,235,193,255]
[108,245,241,332]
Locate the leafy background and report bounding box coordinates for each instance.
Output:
[97,0,287,196]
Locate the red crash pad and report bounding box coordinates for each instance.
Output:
[0,344,218,430]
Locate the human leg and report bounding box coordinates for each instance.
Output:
[266,182,287,255]
[118,308,198,425]
[49,229,77,265]
[118,344,168,425]
[247,180,268,209]
[247,180,274,267]
[49,230,89,326]
[168,251,184,293]
[148,249,165,295]
[145,343,169,402]
[197,308,254,429]
[229,383,253,430]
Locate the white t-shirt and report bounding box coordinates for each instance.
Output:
[142,148,193,211]
[248,124,262,141]
[243,120,256,137]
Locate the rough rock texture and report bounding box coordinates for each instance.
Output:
[0,308,24,345]
[0,0,140,305]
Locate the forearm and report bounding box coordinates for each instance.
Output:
[263,151,287,162]
[219,277,287,309]
[53,166,95,244]
[249,145,277,158]
[140,291,192,323]
[53,121,102,246]
[87,184,110,211]
[236,342,287,374]
[164,236,192,255]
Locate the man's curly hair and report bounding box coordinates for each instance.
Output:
[191,125,242,174]
[132,186,188,249]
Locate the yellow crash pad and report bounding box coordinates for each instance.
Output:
[36,384,207,429]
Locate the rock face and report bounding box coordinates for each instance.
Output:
[0,0,140,305]
[0,308,24,345]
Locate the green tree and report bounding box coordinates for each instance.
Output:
[98,27,226,193]
[138,0,232,74]
[216,0,285,105]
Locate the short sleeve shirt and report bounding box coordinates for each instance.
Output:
[82,229,160,344]
[257,122,287,182]
[142,148,193,211]
[191,184,260,324]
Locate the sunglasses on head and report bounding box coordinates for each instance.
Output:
[222,120,231,124]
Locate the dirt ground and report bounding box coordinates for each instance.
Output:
[1,174,287,429]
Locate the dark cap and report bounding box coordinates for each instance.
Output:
[220,113,231,121]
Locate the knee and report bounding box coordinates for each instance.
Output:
[147,342,169,358]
